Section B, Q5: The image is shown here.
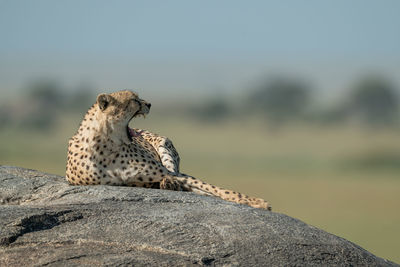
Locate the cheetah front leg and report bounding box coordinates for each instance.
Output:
[132,128,180,174]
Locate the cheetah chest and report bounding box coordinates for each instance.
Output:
[103,136,164,184]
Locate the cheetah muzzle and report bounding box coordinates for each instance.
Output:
[66,90,271,210]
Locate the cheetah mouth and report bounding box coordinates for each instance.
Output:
[127,109,147,142]
[132,103,150,119]
[128,110,146,126]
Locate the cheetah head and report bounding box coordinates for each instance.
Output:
[96,90,151,143]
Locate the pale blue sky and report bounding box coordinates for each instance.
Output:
[1,0,399,100]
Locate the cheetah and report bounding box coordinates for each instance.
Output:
[66,90,271,209]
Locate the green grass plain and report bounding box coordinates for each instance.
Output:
[1,113,399,263]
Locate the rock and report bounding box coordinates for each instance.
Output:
[0,166,397,266]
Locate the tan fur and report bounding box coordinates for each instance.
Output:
[66,90,271,210]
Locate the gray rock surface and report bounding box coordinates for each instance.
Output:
[0,165,397,266]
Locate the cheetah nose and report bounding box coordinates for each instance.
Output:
[146,103,151,109]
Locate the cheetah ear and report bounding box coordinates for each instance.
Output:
[97,93,113,111]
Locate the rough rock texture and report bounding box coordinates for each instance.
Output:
[0,166,397,267]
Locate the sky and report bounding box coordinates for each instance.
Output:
[1,0,399,101]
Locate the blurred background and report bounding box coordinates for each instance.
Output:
[1,0,399,262]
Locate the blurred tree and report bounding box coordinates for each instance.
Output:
[23,79,65,131]
[27,79,65,109]
[68,82,96,112]
[190,98,231,122]
[249,77,311,124]
[2,79,96,132]
[349,76,399,126]
[311,104,350,125]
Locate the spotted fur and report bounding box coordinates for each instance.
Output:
[66,90,271,209]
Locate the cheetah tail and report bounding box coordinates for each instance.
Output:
[171,175,271,210]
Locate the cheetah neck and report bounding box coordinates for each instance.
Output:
[77,105,131,149]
